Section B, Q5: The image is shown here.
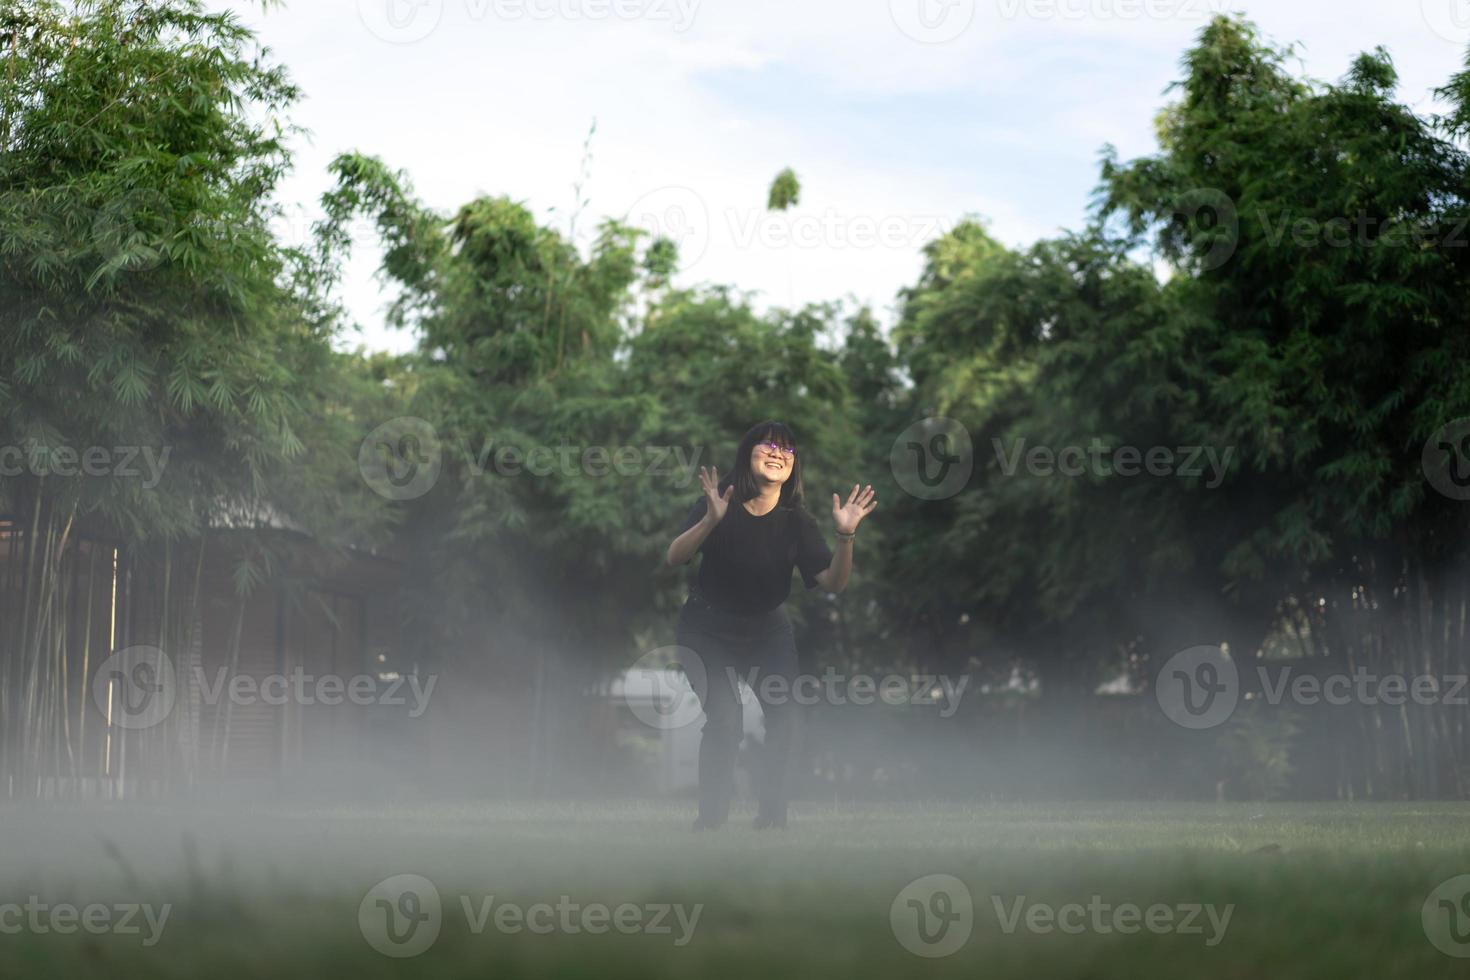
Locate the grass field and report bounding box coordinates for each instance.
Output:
[3,799,1470,978]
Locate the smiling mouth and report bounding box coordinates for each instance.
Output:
[763,461,784,472]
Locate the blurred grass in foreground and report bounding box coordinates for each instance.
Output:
[2,801,1467,978]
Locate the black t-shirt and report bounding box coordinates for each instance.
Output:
[679,495,834,615]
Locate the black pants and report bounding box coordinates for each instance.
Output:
[675,591,798,826]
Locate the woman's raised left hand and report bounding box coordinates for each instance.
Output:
[831,484,877,536]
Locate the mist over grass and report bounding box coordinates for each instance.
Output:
[2,800,1467,977]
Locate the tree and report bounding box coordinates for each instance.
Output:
[0,0,395,795]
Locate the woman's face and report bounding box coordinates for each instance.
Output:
[749,438,795,487]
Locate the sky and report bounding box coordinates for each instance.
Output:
[216,0,1470,355]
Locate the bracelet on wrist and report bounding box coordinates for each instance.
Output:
[836,530,855,540]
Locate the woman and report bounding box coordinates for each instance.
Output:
[665,421,876,830]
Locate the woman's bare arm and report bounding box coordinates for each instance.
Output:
[813,483,875,592]
[666,466,732,566]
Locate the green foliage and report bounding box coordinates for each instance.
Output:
[767,167,801,212]
[7,3,1470,801]
[316,144,875,666]
[1218,702,1300,801]
[888,15,1470,715]
[0,0,388,551]
[641,236,679,287]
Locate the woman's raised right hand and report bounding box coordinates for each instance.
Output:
[699,466,733,524]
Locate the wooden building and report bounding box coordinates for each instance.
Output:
[0,506,414,800]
